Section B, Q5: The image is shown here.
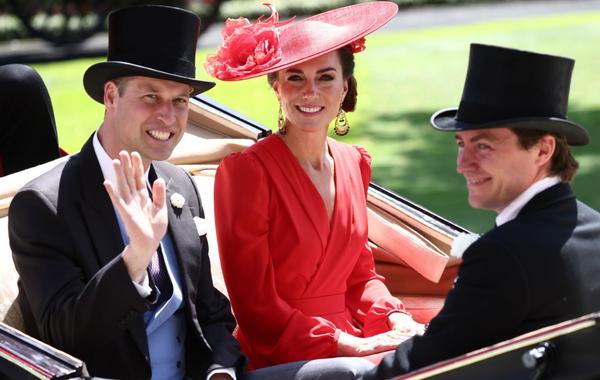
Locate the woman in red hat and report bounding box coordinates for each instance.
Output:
[207,2,423,370]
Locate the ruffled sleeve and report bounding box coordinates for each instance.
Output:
[345,145,408,337]
[214,152,339,368]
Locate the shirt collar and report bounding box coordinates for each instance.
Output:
[92,131,150,185]
[496,176,561,226]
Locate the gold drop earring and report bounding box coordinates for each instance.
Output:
[334,105,349,136]
[277,104,287,134]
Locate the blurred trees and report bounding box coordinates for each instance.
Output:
[0,0,223,44]
[0,0,509,44]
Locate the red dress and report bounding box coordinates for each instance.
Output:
[214,134,405,369]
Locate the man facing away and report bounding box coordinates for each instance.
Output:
[8,5,244,380]
[363,43,600,379]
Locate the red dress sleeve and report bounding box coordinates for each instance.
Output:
[345,146,408,337]
[214,152,338,369]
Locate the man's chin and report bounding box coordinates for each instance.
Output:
[141,151,173,164]
[468,196,492,211]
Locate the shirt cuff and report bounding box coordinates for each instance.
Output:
[131,271,152,298]
[207,364,236,380]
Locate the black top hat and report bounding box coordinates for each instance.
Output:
[83,5,215,103]
[431,44,590,145]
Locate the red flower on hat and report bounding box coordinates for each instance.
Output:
[205,4,293,80]
[350,37,367,53]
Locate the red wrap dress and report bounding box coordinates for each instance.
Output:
[214,134,405,369]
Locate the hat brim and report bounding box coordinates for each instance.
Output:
[222,2,398,81]
[84,61,215,103]
[431,108,590,146]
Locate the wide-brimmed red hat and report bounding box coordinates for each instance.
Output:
[205,2,398,81]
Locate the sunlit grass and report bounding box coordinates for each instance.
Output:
[32,10,600,232]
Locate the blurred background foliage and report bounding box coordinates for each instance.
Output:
[0,0,523,43]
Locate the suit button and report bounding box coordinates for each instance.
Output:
[176,336,181,344]
[176,361,182,368]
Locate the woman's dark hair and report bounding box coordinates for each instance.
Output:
[512,128,579,183]
[267,45,358,112]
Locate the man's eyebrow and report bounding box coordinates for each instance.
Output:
[455,132,503,143]
[136,83,159,93]
[136,83,191,98]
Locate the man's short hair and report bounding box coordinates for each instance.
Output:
[111,77,130,97]
[512,128,579,183]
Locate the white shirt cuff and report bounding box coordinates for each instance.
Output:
[207,364,236,380]
[131,271,152,298]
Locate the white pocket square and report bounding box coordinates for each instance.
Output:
[193,216,208,236]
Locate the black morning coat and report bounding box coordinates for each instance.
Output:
[9,135,245,379]
[364,182,600,379]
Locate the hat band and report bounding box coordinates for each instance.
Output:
[110,52,196,78]
[456,100,565,124]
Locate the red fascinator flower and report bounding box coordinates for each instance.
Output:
[205,4,293,80]
[350,37,366,53]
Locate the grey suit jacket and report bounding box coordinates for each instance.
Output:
[9,135,244,379]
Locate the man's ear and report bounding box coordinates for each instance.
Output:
[103,81,118,107]
[536,134,556,167]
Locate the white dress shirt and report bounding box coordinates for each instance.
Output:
[496,176,561,227]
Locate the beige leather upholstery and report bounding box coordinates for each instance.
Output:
[0,217,23,330]
[192,172,229,298]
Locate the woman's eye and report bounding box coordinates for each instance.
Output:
[320,74,334,81]
[287,75,302,81]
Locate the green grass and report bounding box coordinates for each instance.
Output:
[32,10,600,233]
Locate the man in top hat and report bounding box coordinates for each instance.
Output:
[8,5,245,379]
[363,43,600,379]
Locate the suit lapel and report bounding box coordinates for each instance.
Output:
[152,163,202,304]
[77,136,148,359]
[77,137,124,266]
[519,183,574,217]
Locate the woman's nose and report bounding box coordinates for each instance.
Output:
[302,81,317,99]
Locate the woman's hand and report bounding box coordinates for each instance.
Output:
[388,312,426,336]
[336,330,412,357]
